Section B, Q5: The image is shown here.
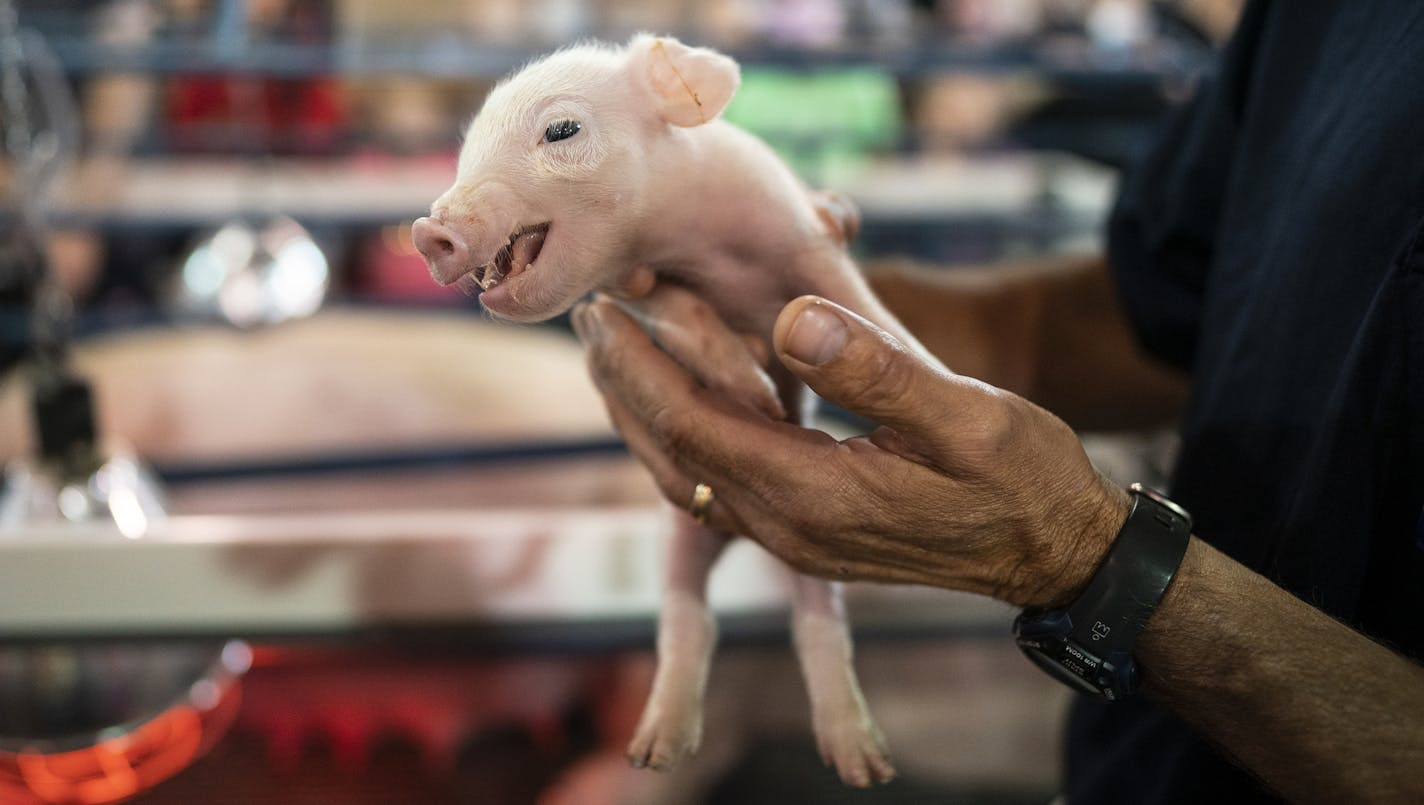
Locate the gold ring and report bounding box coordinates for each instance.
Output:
[689,483,714,524]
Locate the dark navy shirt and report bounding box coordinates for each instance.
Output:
[1071,1,1424,801]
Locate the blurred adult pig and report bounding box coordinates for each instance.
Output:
[0,310,657,514]
[414,34,927,787]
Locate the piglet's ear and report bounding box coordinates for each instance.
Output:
[629,34,740,127]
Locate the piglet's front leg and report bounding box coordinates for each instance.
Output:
[627,510,729,771]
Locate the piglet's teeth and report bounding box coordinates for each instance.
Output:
[479,262,509,291]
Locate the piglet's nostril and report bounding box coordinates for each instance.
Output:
[411,216,474,285]
[412,216,466,260]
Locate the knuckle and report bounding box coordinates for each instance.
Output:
[855,342,918,409]
[976,399,1018,452]
[647,400,699,454]
[950,386,1018,458]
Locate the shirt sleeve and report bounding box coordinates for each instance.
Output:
[1106,1,1269,371]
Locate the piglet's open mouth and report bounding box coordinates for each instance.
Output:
[461,222,550,295]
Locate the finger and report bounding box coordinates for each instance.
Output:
[772,296,1009,469]
[611,289,785,420]
[740,332,772,368]
[576,304,735,527]
[576,297,838,514]
[575,296,700,418]
[594,380,743,534]
[809,189,861,247]
[599,389,689,499]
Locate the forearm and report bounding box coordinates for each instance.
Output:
[866,254,1188,431]
[1137,538,1424,803]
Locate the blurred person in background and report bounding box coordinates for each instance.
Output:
[573,2,1424,802]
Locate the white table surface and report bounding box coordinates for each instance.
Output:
[0,505,1014,645]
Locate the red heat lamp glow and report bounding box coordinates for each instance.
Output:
[0,644,249,805]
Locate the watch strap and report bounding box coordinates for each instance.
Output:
[1013,484,1193,699]
[1064,483,1193,656]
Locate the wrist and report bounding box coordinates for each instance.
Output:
[1014,483,1194,700]
[1033,476,1133,609]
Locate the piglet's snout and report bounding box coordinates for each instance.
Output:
[412,216,470,285]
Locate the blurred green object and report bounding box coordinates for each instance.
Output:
[723,68,901,186]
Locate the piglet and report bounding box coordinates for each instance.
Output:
[413,34,924,787]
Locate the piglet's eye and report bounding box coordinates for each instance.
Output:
[543,120,581,143]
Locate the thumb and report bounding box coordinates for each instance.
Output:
[773,296,1001,460]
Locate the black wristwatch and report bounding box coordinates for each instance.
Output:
[1013,483,1192,701]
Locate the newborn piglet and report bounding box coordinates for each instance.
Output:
[414,34,925,787]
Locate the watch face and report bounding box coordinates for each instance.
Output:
[1017,644,1104,696]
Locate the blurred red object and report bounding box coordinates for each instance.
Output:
[0,673,242,805]
[353,219,469,303]
[234,647,598,775]
[165,76,346,154]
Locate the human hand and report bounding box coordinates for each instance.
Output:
[573,294,1131,608]
[603,284,786,422]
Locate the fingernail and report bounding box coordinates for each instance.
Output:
[785,302,847,366]
[572,302,601,343]
[570,304,586,338]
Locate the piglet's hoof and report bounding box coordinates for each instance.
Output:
[814,709,896,788]
[626,701,703,772]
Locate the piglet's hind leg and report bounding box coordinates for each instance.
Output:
[791,573,896,787]
[627,507,728,772]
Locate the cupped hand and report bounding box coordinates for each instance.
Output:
[604,283,786,422]
[573,293,1131,609]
